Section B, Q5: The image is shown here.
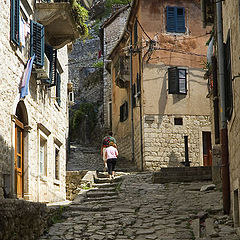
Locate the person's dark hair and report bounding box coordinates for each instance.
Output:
[109,131,113,136]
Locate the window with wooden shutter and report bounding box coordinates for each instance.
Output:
[30,20,44,67]
[166,6,185,33]
[224,31,233,120]
[10,0,20,45]
[45,44,57,85]
[56,72,61,106]
[168,67,187,94]
[134,20,138,46]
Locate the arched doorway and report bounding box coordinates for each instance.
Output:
[15,101,28,199]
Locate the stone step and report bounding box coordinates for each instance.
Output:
[92,182,119,189]
[94,176,122,184]
[83,195,118,202]
[86,191,117,198]
[88,187,116,192]
[68,204,110,212]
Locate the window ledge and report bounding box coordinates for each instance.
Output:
[54,179,60,186]
[40,176,48,182]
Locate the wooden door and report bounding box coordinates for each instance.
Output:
[15,119,24,199]
[203,131,212,166]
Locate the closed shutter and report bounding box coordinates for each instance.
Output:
[10,0,20,45]
[168,67,178,94]
[224,32,233,120]
[56,72,61,106]
[166,6,176,32]
[30,20,45,67]
[176,7,185,33]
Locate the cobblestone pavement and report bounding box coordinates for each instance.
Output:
[67,144,103,171]
[39,172,240,240]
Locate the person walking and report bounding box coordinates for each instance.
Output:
[101,132,117,171]
[105,141,118,179]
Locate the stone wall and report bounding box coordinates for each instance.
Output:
[103,8,130,129]
[143,115,211,170]
[0,199,62,240]
[0,0,69,202]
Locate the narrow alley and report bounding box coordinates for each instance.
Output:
[38,143,239,240]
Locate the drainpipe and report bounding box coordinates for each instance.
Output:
[138,52,143,171]
[128,30,135,162]
[216,1,230,214]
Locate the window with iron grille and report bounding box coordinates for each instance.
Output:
[120,101,128,122]
[166,6,185,33]
[168,67,187,94]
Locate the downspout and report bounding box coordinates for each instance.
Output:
[138,52,143,171]
[129,31,135,162]
[216,1,230,214]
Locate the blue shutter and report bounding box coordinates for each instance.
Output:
[30,20,45,67]
[166,6,176,32]
[176,7,185,33]
[56,72,61,106]
[10,0,20,45]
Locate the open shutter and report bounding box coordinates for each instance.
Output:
[45,45,57,85]
[224,32,233,120]
[10,0,20,45]
[124,101,128,121]
[166,6,176,32]
[134,20,138,45]
[176,7,185,33]
[56,72,61,106]
[30,20,44,67]
[136,73,141,94]
[168,67,179,94]
[132,83,136,108]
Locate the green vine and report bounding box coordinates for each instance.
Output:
[70,0,89,37]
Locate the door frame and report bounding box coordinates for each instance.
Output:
[15,118,24,199]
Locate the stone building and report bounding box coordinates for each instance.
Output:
[0,0,81,202]
[108,0,211,170]
[99,5,130,130]
[201,0,240,229]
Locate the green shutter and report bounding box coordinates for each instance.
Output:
[176,7,185,33]
[168,67,179,94]
[45,45,57,85]
[224,32,233,120]
[30,20,45,67]
[10,0,20,45]
[56,72,61,106]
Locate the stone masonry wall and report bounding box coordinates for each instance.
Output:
[143,115,211,170]
[0,199,61,240]
[103,8,130,129]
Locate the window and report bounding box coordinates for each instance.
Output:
[174,117,183,125]
[10,0,20,45]
[120,101,128,122]
[39,137,47,176]
[168,67,187,94]
[166,6,185,33]
[56,72,61,106]
[55,147,60,180]
[224,31,233,120]
[136,73,141,95]
[30,20,44,67]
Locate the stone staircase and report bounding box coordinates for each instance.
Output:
[152,166,212,184]
[66,171,124,215]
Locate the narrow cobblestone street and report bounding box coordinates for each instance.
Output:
[38,144,240,240]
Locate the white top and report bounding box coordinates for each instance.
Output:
[105,146,118,159]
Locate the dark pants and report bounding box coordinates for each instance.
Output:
[107,158,117,175]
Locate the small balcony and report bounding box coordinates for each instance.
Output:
[35,0,82,49]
